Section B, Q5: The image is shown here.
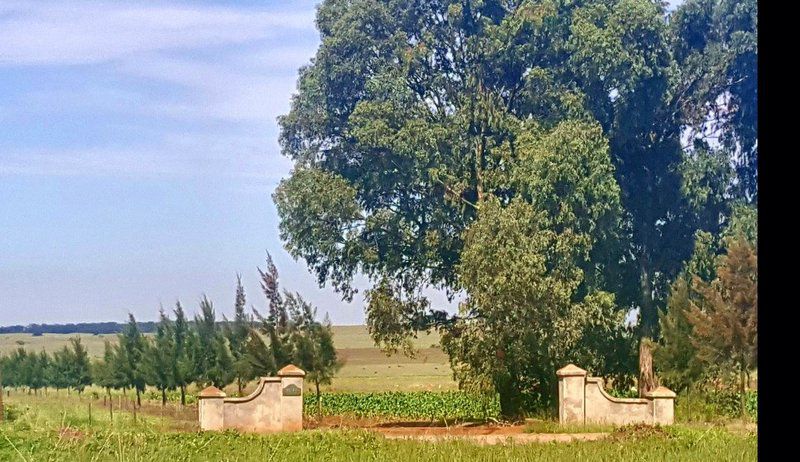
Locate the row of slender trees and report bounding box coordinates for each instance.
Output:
[0,254,341,411]
[0,337,92,394]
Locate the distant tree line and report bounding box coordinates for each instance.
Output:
[0,322,158,336]
[0,254,341,411]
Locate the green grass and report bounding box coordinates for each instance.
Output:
[524,420,615,434]
[0,394,757,461]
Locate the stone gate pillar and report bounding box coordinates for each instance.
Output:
[645,386,677,425]
[557,364,587,425]
[198,386,226,430]
[278,364,306,431]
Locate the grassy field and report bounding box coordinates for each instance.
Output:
[0,326,458,393]
[0,393,757,461]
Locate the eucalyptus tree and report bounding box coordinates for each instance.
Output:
[275,0,756,413]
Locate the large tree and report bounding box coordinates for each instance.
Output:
[276,0,756,412]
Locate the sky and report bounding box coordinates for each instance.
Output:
[0,0,381,326]
[0,0,684,327]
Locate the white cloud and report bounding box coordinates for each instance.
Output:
[0,1,316,66]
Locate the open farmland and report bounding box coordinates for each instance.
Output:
[0,326,457,393]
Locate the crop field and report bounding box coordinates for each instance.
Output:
[0,326,457,393]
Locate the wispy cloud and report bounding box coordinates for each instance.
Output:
[0,1,316,66]
[0,0,319,179]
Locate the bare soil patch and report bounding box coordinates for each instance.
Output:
[305,416,609,445]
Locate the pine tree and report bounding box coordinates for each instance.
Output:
[68,337,92,393]
[257,253,292,368]
[172,301,195,405]
[226,275,253,395]
[50,346,72,392]
[656,278,704,392]
[144,309,176,405]
[244,328,276,377]
[686,234,757,416]
[93,340,125,397]
[209,337,236,389]
[287,295,342,419]
[193,296,218,386]
[119,314,146,406]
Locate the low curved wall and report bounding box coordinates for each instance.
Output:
[557,364,675,426]
[199,365,305,433]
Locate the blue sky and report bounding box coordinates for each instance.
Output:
[0,0,383,325]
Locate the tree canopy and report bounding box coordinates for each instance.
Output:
[276,0,756,416]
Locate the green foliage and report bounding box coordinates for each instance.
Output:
[225,275,254,395]
[171,301,195,405]
[247,253,342,398]
[675,389,758,423]
[671,0,758,199]
[656,278,704,393]
[118,314,147,403]
[303,391,500,421]
[685,235,757,415]
[142,309,176,403]
[288,297,343,416]
[1,403,21,422]
[275,0,756,416]
[0,338,92,394]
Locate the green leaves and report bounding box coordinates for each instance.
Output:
[303,391,501,421]
[274,168,364,300]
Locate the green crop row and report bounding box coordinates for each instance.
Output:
[302,391,500,420]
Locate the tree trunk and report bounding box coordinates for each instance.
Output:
[496,375,522,421]
[637,257,657,396]
[316,380,322,421]
[739,365,747,418]
[162,388,167,407]
[638,338,656,396]
[238,377,243,397]
[180,385,186,406]
[0,372,4,422]
[136,388,141,407]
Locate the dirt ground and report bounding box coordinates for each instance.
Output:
[305,416,610,445]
